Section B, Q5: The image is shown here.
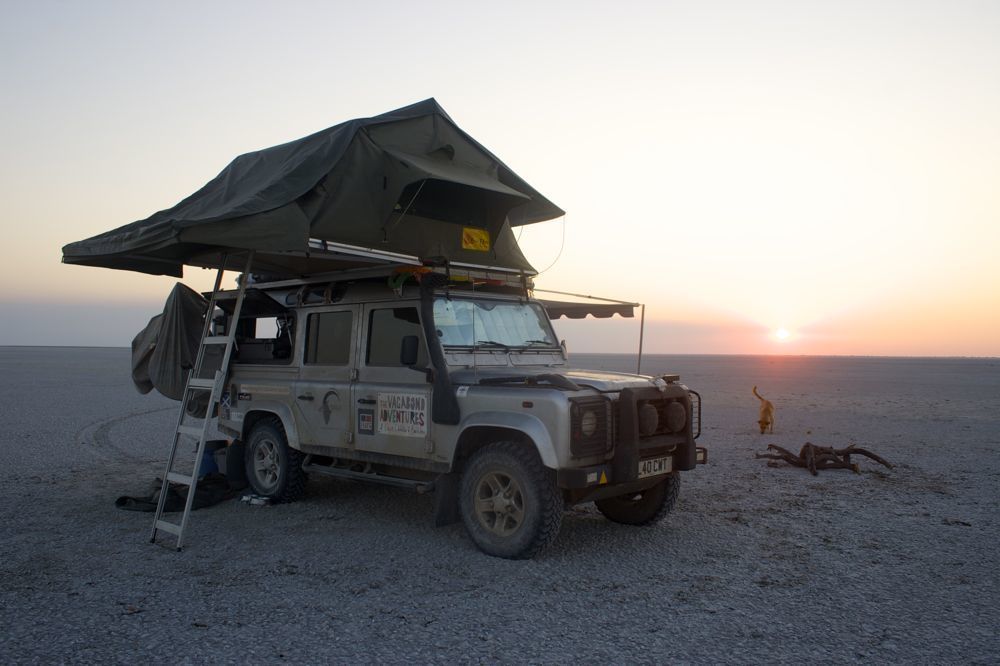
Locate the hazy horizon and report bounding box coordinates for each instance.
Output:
[1,343,994,361]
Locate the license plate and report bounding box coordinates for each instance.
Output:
[638,455,672,479]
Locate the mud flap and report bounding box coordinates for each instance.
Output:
[432,472,461,527]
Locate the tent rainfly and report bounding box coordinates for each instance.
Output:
[62,99,564,278]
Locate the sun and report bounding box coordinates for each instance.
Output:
[774,328,791,341]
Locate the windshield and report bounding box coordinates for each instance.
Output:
[433,298,559,349]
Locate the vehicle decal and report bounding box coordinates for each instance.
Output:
[358,408,375,435]
[377,392,427,438]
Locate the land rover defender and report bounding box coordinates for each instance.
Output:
[213,269,704,559]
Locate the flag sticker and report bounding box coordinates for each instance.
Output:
[358,409,375,436]
[462,227,490,252]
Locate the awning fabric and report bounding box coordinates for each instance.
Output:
[62,99,563,278]
[540,300,636,319]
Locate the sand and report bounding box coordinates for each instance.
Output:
[0,347,997,663]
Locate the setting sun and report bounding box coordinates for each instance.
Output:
[775,328,791,342]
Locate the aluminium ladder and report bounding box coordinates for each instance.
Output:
[150,252,254,550]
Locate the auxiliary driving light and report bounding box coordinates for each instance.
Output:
[638,402,659,436]
[665,401,687,433]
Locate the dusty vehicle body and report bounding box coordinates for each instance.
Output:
[213,271,704,558]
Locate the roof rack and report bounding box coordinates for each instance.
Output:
[212,254,534,299]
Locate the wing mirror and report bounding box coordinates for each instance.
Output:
[400,335,420,366]
[400,335,435,383]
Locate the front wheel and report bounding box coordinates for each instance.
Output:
[595,473,680,525]
[459,442,563,559]
[244,417,306,503]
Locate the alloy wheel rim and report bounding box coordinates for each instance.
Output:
[253,439,280,491]
[474,471,525,536]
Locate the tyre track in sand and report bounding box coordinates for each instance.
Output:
[75,406,177,464]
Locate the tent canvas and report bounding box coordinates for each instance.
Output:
[62,99,563,278]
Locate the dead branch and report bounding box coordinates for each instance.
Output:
[755,442,892,475]
[839,444,894,469]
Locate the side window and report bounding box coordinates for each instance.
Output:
[231,314,294,365]
[366,307,427,367]
[305,311,353,365]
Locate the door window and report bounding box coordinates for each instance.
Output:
[304,311,353,365]
[366,307,427,367]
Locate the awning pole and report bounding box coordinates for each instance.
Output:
[636,303,646,375]
[532,287,639,307]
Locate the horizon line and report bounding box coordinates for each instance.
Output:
[1,345,996,361]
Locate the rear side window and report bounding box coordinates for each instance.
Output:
[366,307,427,367]
[305,311,353,365]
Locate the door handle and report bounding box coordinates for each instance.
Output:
[357,398,377,405]
[297,394,314,401]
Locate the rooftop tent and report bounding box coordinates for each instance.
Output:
[61,99,564,278]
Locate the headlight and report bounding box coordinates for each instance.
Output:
[570,398,612,457]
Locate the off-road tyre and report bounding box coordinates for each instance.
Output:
[244,417,306,503]
[595,472,680,525]
[459,441,563,559]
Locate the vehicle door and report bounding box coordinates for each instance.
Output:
[293,306,359,449]
[353,303,432,459]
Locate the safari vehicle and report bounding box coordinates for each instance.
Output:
[61,98,705,557]
[212,267,704,559]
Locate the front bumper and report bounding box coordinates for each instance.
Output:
[557,445,706,489]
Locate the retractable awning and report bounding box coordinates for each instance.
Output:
[540,300,636,319]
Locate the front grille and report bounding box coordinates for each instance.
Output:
[570,397,613,458]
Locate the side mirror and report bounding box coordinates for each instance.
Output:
[400,335,420,366]
[560,339,569,358]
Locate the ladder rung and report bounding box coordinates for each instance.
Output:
[155,519,182,536]
[177,424,204,438]
[187,377,216,390]
[166,471,193,486]
[203,336,230,345]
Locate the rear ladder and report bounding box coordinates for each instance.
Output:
[150,252,254,550]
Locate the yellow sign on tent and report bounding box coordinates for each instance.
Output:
[462,227,490,252]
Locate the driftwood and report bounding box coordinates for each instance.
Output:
[755,443,893,476]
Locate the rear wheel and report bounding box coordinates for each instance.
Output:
[459,441,563,559]
[595,473,680,525]
[244,417,306,503]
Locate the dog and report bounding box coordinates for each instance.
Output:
[753,385,775,434]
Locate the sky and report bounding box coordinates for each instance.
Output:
[1,0,997,356]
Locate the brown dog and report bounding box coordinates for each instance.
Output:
[753,386,775,434]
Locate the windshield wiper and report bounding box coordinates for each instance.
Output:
[523,339,557,347]
[474,340,511,350]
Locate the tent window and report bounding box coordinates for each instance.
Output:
[395,179,521,226]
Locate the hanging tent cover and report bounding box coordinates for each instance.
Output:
[62,99,563,278]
